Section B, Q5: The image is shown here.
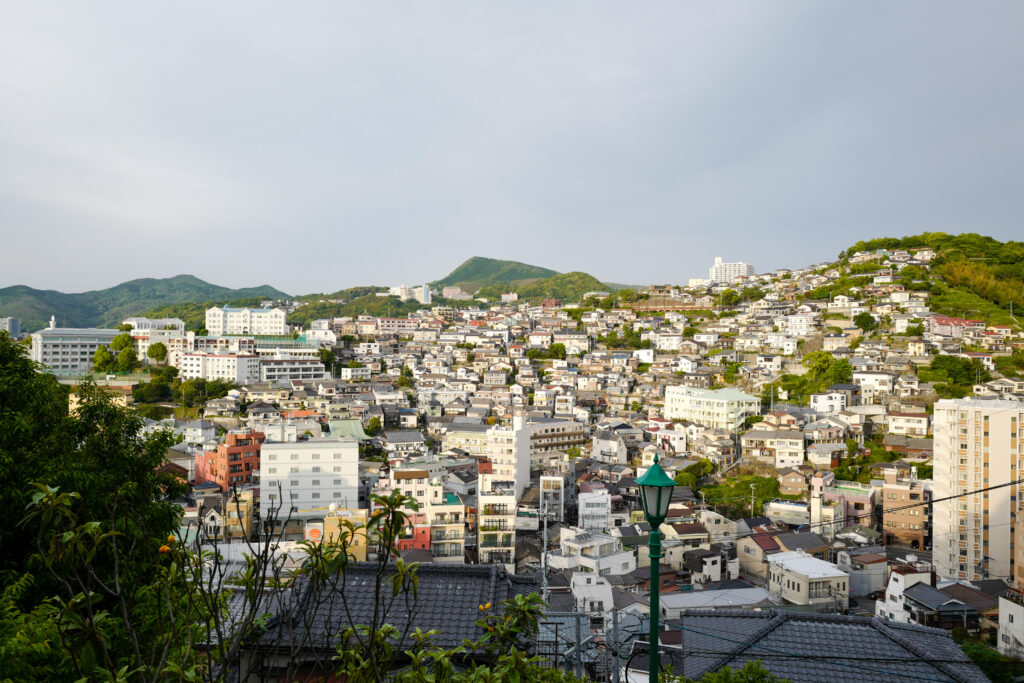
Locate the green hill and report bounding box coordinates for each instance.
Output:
[0,275,289,333]
[843,232,1024,327]
[475,271,610,303]
[432,257,559,292]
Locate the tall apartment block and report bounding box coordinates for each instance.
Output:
[708,257,755,284]
[933,398,1024,581]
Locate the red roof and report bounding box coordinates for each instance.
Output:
[750,533,781,551]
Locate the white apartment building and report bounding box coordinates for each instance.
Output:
[933,399,1024,581]
[259,357,329,382]
[708,257,755,285]
[178,352,261,384]
[30,319,119,376]
[122,317,186,334]
[767,551,849,609]
[578,489,612,532]
[259,438,359,519]
[205,307,287,336]
[664,386,760,431]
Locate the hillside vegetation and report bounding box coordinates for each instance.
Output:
[845,232,1024,325]
[0,275,289,332]
[476,271,610,303]
[432,256,559,292]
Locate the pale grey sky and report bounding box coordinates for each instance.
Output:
[2,2,1023,294]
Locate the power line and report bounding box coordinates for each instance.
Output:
[764,476,1024,536]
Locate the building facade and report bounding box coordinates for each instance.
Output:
[933,398,1024,581]
[259,438,359,520]
[664,386,760,431]
[205,307,287,336]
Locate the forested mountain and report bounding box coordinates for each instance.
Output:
[0,275,289,332]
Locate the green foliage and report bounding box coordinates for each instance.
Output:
[433,256,559,291]
[289,295,423,325]
[700,476,780,517]
[293,286,387,303]
[0,275,288,333]
[995,350,1024,378]
[146,341,167,362]
[92,346,115,372]
[720,289,740,307]
[516,271,611,302]
[668,660,791,682]
[110,332,134,351]
[366,417,382,436]
[852,312,877,332]
[116,346,139,372]
[928,355,991,386]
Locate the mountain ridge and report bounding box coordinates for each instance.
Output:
[0,274,290,332]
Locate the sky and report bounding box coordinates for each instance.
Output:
[2,2,1023,295]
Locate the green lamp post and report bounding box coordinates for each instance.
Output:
[635,453,676,683]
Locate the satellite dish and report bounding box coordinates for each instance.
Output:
[329,503,338,513]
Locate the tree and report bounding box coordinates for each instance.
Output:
[146,341,167,363]
[853,311,878,333]
[318,348,336,369]
[116,346,139,372]
[720,289,740,307]
[110,332,134,352]
[366,417,382,436]
[548,343,567,360]
[397,375,412,388]
[92,345,115,372]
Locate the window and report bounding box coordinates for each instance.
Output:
[312,466,321,473]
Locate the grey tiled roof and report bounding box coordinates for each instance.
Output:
[258,563,515,653]
[627,610,988,682]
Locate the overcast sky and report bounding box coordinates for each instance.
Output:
[2,2,1023,295]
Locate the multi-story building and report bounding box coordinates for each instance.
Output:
[708,257,755,284]
[664,386,760,431]
[933,398,1024,581]
[528,418,588,460]
[205,307,287,336]
[767,551,848,610]
[259,357,329,382]
[741,429,805,468]
[30,319,119,376]
[197,429,266,493]
[547,527,636,576]
[881,467,932,549]
[0,317,21,339]
[477,484,516,571]
[259,438,359,520]
[178,352,261,383]
[578,488,612,532]
[122,317,186,333]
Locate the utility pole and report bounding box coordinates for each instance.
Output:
[611,608,620,683]
[574,613,584,680]
[750,483,756,515]
[541,497,550,603]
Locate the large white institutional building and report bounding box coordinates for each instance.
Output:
[205,307,287,336]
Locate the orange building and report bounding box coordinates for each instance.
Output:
[199,428,266,492]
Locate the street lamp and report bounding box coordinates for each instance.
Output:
[636,453,676,683]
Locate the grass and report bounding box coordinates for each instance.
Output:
[931,287,1021,328]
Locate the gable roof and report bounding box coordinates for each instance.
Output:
[627,610,988,682]
[258,564,517,653]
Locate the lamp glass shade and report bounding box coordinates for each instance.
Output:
[636,458,676,522]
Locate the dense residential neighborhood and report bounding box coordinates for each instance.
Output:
[5,239,1024,680]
